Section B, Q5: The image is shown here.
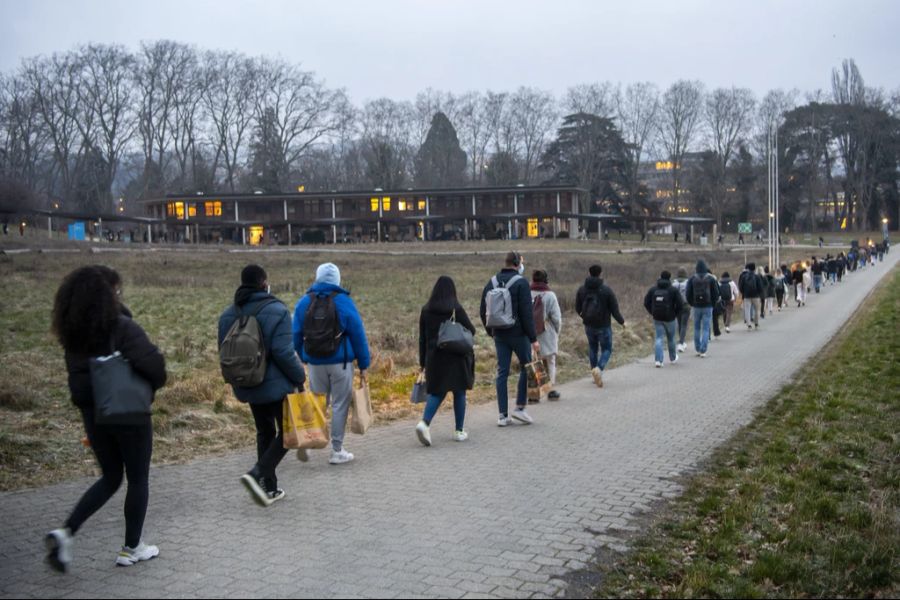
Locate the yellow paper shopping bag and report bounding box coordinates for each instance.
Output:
[283,390,329,450]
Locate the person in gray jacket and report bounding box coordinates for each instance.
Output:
[218,265,306,507]
[673,267,691,353]
[530,270,562,399]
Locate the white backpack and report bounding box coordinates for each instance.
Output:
[485,275,523,329]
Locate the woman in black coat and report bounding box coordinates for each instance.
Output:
[46,266,166,573]
[415,276,476,446]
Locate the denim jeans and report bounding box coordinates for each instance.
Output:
[692,307,713,353]
[494,336,532,416]
[584,325,613,370]
[676,310,690,344]
[654,320,677,363]
[813,274,823,292]
[423,390,467,431]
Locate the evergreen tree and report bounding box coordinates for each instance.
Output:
[414,112,467,188]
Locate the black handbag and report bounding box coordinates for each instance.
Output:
[437,310,474,355]
[90,337,153,425]
[410,371,428,404]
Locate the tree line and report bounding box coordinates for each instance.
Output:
[0,41,897,231]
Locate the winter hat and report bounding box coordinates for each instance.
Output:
[677,267,688,279]
[660,270,672,280]
[695,260,709,274]
[315,263,341,286]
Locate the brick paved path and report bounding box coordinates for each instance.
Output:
[1,253,896,599]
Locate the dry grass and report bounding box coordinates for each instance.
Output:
[0,240,809,490]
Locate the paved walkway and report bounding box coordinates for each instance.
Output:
[1,254,896,599]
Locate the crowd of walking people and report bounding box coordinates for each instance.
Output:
[44,239,889,572]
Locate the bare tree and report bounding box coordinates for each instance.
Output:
[657,80,705,212]
[359,97,415,189]
[510,87,558,183]
[202,51,256,192]
[704,87,756,226]
[564,83,615,118]
[615,82,660,212]
[455,91,492,184]
[0,73,49,196]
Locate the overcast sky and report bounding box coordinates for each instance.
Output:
[1,0,897,103]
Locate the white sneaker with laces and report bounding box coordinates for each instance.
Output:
[415,421,432,447]
[655,361,663,368]
[497,415,512,427]
[45,528,73,573]
[453,430,468,442]
[511,407,533,425]
[700,353,707,358]
[329,448,354,465]
[116,541,159,567]
[672,354,679,364]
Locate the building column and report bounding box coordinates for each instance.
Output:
[464,218,469,241]
[98,217,103,241]
[147,223,152,244]
[48,216,52,239]
[513,193,518,239]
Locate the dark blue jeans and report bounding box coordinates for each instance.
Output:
[423,391,467,431]
[494,336,532,416]
[584,325,613,370]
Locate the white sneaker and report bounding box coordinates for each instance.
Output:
[677,343,686,353]
[45,528,73,573]
[296,448,309,462]
[497,415,512,427]
[329,448,355,464]
[700,353,707,358]
[725,327,731,333]
[453,430,468,442]
[655,361,663,368]
[591,367,604,388]
[511,408,533,425]
[672,354,679,365]
[116,541,159,567]
[415,421,432,447]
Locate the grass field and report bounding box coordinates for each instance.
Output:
[0,239,813,490]
[585,267,899,599]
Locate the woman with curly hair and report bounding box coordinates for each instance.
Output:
[45,266,166,573]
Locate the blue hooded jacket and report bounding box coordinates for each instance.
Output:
[292,282,371,369]
[218,289,306,405]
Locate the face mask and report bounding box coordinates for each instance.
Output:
[518,264,525,275]
[266,284,271,294]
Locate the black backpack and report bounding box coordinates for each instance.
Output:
[581,290,604,325]
[691,275,711,305]
[303,291,345,358]
[719,281,733,303]
[651,289,673,321]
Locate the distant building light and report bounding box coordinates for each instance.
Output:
[297,185,305,193]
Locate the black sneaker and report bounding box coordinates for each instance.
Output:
[548,391,561,401]
[262,477,285,503]
[240,472,273,507]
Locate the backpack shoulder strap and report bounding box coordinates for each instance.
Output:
[249,298,280,317]
[491,276,500,289]
[507,274,523,288]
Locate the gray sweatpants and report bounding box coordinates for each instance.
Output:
[308,363,355,452]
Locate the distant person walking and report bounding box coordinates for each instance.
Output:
[763,266,777,317]
[673,267,691,353]
[775,265,789,310]
[415,276,476,446]
[219,265,306,507]
[718,272,739,332]
[811,257,825,293]
[576,264,626,386]
[293,263,371,465]
[530,270,562,400]
[47,266,167,572]
[685,259,720,357]
[738,263,763,329]
[480,252,537,426]
[643,270,684,367]
[792,262,807,307]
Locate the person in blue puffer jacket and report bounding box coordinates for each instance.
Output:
[219,265,305,508]
[293,263,371,466]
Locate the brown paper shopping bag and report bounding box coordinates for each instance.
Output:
[350,376,373,435]
[283,390,329,449]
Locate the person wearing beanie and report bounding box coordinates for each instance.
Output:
[218,265,306,507]
[738,262,764,329]
[530,269,563,399]
[672,266,692,352]
[293,263,371,465]
[643,270,684,367]
[685,259,720,357]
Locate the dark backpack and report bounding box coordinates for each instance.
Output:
[651,289,673,321]
[581,290,604,325]
[219,299,278,388]
[691,275,711,305]
[532,293,546,335]
[303,291,344,358]
[719,281,733,303]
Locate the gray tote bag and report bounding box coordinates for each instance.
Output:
[437,310,474,355]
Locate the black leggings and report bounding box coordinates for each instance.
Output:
[250,399,288,489]
[66,408,153,548]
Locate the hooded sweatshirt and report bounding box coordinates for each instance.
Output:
[576,277,625,328]
[643,278,684,322]
[685,260,720,308]
[292,282,371,369]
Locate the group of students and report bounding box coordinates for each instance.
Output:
[44,241,887,573]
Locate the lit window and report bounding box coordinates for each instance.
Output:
[204,201,222,217]
[382,197,391,212]
[399,200,408,211]
[527,218,539,238]
[371,198,379,212]
[169,202,185,219]
[188,205,197,218]
[418,200,426,210]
